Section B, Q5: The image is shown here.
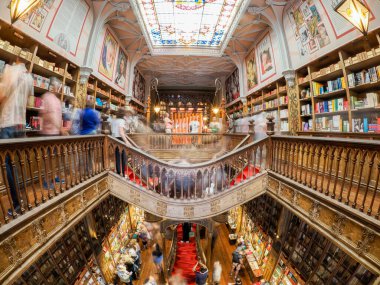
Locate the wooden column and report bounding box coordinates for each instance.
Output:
[283,70,298,135]
[162,232,167,277]
[206,231,213,271]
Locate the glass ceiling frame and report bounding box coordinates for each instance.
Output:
[130,0,249,56]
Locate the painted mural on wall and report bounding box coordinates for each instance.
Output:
[257,33,276,82]
[286,0,331,57]
[98,29,118,81]
[115,49,128,89]
[21,0,55,32]
[133,67,146,103]
[318,0,374,39]
[225,68,240,104]
[46,0,90,56]
[246,48,258,92]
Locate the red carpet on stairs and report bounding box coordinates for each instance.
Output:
[172,224,198,285]
[230,164,260,186]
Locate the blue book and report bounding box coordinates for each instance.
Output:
[363,117,369,133]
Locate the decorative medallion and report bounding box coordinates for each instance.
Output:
[184,206,194,218]
[210,199,221,213]
[236,187,247,203]
[156,201,167,216]
[356,228,375,255]
[32,220,48,244]
[59,205,69,225]
[309,200,320,220]
[331,213,346,236]
[291,189,300,206]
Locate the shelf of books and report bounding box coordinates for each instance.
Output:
[296,30,380,136]
[226,98,244,119]
[247,78,289,133]
[0,20,81,136]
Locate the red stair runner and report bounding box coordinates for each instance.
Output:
[230,164,260,186]
[172,224,198,285]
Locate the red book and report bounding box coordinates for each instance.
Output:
[343,100,349,110]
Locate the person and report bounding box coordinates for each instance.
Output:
[80,101,100,135]
[124,107,138,134]
[116,263,133,285]
[143,276,157,285]
[235,277,243,285]
[213,260,222,285]
[260,49,273,73]
[40,87,62,136]
[163,112,173,134]
[193,261,208,285]
[130,239,141,266]
[111,109,131,176]
[152,243,163,273]
[0,62,33,216]
[209,117,221,133]
[189,117,200,133]
[182,222,191,242]
[230,250,244,279]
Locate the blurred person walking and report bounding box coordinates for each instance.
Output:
[0,62,33,216]
[80,101,100,135]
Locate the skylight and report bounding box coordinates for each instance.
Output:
[131,0,246,56]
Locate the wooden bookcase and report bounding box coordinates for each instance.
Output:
[296,30,380,135]
[225,98,244,118]
[246,78,289,133]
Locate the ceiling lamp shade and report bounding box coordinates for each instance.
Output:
[10,0,41,24]
[334,0,370,35]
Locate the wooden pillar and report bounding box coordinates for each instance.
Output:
[283,70,298,135]
[146,96,151,125]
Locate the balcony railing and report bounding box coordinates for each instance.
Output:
[0,131,379,228]
[270,135,380,218]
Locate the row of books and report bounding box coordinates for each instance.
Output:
[315,98,348,114]
[347,65,380,87]
[28,116,42,130]
[280,120,289,132]
[301,104,312,115]
[344,47,380,66]
[351,92,379,109]
[315,116,349,132]
[300,88,311,99]
[263,99,278,109]
[312,77,346,96]
[302,119,313,131]
[280,109,288,119]
[32,74,73,96]
[352,117,380,133]
[279,96,288,105]
[27,95,43,109]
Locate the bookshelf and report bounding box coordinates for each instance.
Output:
[295,30,380,135]
[225,98,244,119]
[246,78,289,133]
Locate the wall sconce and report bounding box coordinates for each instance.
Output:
[334,0,370,36]
[10,0,41,24]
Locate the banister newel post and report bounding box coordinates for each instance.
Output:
[103,136,110,171]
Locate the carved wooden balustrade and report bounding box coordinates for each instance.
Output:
[107,136,269,200]
[270,135,380,219]
[128,133,249,151]
[0,135,105,226]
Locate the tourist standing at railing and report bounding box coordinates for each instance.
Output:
[0,62,33,216]
[193,261,209,285]
[80,101,100,135]
[163,112,173,134]
[39,82,63,136]
[112,109,129,176]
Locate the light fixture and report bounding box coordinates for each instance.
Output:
[10,0,41,24]
[154,105,161,113]
[212,107,220,115]
[334,0,370,36]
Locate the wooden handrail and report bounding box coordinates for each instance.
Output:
[270,136,380,218]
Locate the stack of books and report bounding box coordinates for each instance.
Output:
[302,119,313,131]
[301,104,312,115]
[352,117,380,133]
[315,116,349,132]
[351,92,379,109]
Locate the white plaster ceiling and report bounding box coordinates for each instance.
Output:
[103,0,281,88]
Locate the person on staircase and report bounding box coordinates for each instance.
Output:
[230,250,244,280]
[213,260,222,285]
[182,222,191,242]
[152,243,163,274]
[193,261,208,285]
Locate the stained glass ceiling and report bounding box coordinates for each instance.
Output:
[131,0,246,56]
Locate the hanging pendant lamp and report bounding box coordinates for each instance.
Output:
[334,0,370,36]
[10,0,41,24]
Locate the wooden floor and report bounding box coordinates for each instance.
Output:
[137,224,252,285]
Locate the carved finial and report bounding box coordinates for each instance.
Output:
[266,115,275,136]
